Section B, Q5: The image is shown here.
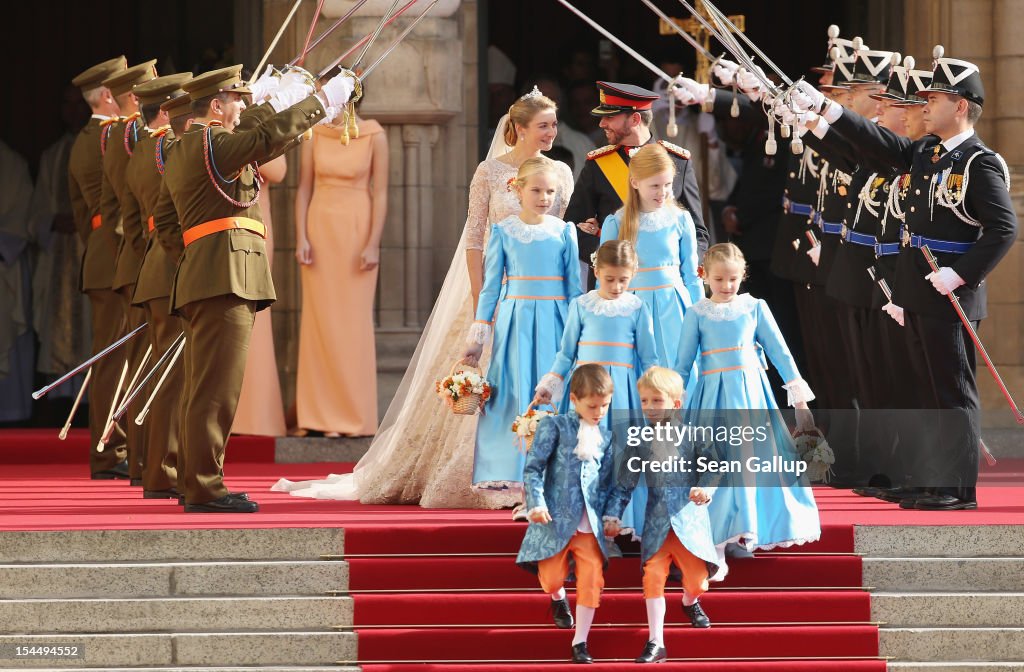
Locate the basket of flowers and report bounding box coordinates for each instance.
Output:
[511,401,558,452]
[793,427,835,483]
[436,361,492,416]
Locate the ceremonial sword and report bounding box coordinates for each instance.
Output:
[32,323,148,400]
[252,0,304,83]
[288,0,371,67]
[318,0,421,79]
[921,245,1024,425]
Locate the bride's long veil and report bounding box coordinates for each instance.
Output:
[272,116,514,500]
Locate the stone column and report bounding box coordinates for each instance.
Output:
[904,0,1024,428]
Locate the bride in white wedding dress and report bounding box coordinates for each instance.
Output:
[273,87,576,508]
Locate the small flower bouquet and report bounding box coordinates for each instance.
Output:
[436,361,492,416]
[511,402,557,452]
[794,427,835,483]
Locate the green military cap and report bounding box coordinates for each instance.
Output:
[184,65,252,101]
[161,90,194,120]
[104,59,159,97]
[71,56,127,92]
[134,73,193,106]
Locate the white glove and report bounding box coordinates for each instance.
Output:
[672,76,709,106]
[796,80,827,113]
[882,302,905,327]
[806,244,821,266]
[321,71,356,108]
[736,67,765,96]
[712,58,739,86]
[772,97,797,126]
[697,111,717,139]
[269,71,314,113]
[925,267,966,296]
[249,66,280,105]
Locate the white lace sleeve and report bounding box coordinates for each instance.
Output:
[554,160,575,220]
[464,161,493,251]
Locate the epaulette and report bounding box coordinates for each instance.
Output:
[658,140,691,160]
[586,144,618,160]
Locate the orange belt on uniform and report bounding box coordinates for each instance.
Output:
[182,217,266,247]
[90,214,102,230]
[146,215,155,233]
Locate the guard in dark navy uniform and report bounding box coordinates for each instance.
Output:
[564,81,708,288]
[801,46,1018,510]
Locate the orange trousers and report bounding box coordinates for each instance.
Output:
[537,532,605,608]
[642,530,710,599]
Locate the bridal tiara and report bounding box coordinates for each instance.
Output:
[520,85,543,100]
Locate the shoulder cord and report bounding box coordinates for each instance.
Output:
[123,113,141,156]
[853,171,881,231]
[202,123,261,208]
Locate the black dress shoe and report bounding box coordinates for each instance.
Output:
[683,601,711,628]
[852,487,882,498]
[571,641,594,664]
[143,488,180,500]
[906,494,977,511]
[130,478,143,487]
[91,461,131,480]
[184,494,260,513]
[177,495,186,506]
[877,487,926,504]
[635,640,667,663]
[549,597,574,629]
[230,491,250,501]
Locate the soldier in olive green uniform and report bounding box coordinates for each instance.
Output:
[99,61,159,482]
[67,56,130,478]
[153,65,356,512]
[121,74,193,499]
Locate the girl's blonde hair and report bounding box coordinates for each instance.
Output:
[594,239,639,272]
[701,242,747,278]
[637,366,684,401]
[509,155,558,193]
[618,144,677,246]
[504,90,558,147]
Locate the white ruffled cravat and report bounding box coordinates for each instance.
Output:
[574,422,604,462]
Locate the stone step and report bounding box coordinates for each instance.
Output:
[873,593,1024,627]
[856,525,1024,558]
[274,437,371,463]
[863,558,1024,592]
[0,632,356,668]
[890,664,1024,672]
[0,528,344,563]
[0,596,352,634]
[881,627,1024,662]
[0,560,348,599]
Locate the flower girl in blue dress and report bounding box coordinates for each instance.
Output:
[599,143,703,368]
[676,243,820,576]
[534,239,659,539]
[463,156,582,499]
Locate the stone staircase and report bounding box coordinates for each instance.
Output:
[859,524,1024,671]
[0,528,358,671]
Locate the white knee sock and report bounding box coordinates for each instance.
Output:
[645,597,666,646]
[572,605,596,645]
[551,587,566,601]
[682,590,698,607]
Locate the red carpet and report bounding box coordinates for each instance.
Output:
[3,430,1024,669]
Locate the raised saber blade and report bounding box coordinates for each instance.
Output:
[289,0,371,66]
[358,0,439,81]
[351,0,404,72]
[704,0,793,86]
[638,0,714,60]
[318,0,419,78]
[252,0,304,83]
[556,0,674,84]
[110,331,187,425]
[32,323,148,400]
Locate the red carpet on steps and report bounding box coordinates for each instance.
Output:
[3,430,1024,669]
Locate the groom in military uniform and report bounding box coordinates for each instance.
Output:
[565,82,710,289]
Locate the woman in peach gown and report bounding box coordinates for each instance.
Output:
[292,113,388,437]
[232,155,288,436]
